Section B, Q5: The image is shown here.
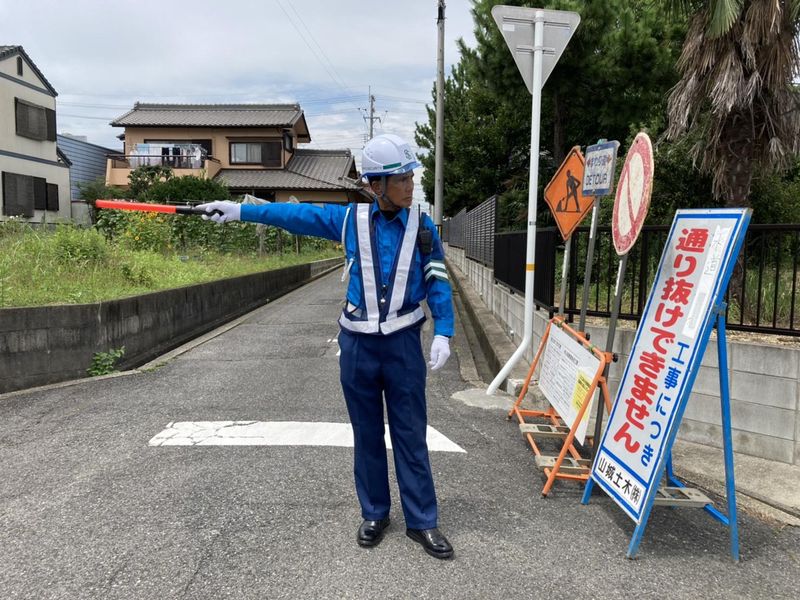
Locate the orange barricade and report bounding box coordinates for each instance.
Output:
[507,316,613,496]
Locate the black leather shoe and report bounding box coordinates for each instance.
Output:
[406,527,454,559]
[357,517,390,547]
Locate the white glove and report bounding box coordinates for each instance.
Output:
[428,335,451,371]
[196,201,241,223]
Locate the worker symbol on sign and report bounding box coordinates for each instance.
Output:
[556,170,581,213]
[544,146,594,241]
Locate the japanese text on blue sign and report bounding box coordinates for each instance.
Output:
[582,140,619,197]
[591,210,748,522]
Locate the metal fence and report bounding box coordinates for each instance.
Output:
[465,196,497,266]
[442,196,498,266]
[443,208,466,249]
[561,224,800,336]
[494,228,558,309]
[447,213,800,336]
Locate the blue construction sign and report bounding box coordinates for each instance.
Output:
[583,208,751,559]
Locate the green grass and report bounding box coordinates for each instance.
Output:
[0,223,340,308]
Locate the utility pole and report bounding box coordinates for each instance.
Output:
[434,0,445,229]
[363,86,381,139]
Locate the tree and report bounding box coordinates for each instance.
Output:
[416,0,685,224]
[665,0,800,206]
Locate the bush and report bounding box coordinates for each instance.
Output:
[87,347,125,376]
[117,211,172,252]
[52,225,108,264]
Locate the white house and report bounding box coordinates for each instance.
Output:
[0,45,70,223]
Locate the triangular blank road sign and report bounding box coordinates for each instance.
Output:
[492,5,580,94]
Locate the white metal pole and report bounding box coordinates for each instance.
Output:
[558,237,570,317]
[434,0,446,229]
[487,10,544,395]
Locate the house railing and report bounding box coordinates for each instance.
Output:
[109,143,209,170]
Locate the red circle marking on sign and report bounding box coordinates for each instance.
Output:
[612,132,653,255]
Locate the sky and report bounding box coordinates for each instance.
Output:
[1,0,479,205]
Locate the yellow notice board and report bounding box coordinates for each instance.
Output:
[538,325,601,444]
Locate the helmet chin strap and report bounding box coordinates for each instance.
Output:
[377,176,402,211]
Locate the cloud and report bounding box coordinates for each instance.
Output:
[1,0,477,200]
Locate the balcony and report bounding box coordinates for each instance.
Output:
[105,144,221,187]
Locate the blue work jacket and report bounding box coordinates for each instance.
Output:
[240,201,454,338]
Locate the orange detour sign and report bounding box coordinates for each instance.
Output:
[544,146,594,241]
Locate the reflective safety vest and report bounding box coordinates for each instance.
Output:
[338,203,425,335]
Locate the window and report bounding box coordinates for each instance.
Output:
[15,98,56,142]
[2,172,57,216]
[47,183,59,211]
[16,56,23,76]
[230,141,282,167]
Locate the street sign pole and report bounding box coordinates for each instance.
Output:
[543,146,591,320]
[488,8,545,393]
[587,134,651,457]
[558,238,570,317]
[486,6,580,395]
[578,204,598,330]
[579,140,619,332]
[589,252,627,458]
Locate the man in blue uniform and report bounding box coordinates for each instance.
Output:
[198,133,455,559]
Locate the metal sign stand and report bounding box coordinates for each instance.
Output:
[507,316,613,495]
[582,208,750,561]
[583,304,740,561]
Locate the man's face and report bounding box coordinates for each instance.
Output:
[372,172,415,210]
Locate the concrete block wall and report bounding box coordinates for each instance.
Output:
[448,246,800,466]
[0,258,341,394]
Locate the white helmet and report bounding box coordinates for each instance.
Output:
[361,133,421,179]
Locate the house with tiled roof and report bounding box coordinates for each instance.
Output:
[0,45,71,223]
[107,102,362,203]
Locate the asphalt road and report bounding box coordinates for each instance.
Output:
[1,271,798,599]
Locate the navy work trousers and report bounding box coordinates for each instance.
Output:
[338,325,438,529]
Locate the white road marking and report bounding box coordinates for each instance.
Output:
[149,421,466,453]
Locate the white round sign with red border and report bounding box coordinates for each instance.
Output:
[612,132,653,255]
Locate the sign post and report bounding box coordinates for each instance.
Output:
[589,133,653,457]
[578,139,619,331]
[582,209,750,560]
[487,5,580,395]
[543,146,594,317]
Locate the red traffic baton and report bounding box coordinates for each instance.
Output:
[95,199,222,217]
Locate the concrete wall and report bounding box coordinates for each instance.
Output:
[0,257,342,394]
[447,246,800,466]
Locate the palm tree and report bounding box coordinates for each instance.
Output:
[666,0,800,206]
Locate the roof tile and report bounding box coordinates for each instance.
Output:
[111,103,303,127]
[215,149,359,191]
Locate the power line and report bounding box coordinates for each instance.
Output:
[274,1,362,110]
[287,2,355,95]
